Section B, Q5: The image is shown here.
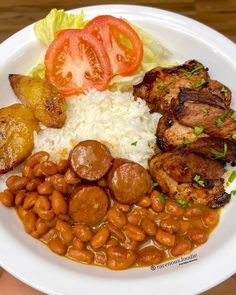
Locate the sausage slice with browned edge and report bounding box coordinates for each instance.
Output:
[69,185,109,225]
[107,158,152,204]
[69,140,112,181]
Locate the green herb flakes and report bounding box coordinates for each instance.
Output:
[194,126,204,136]
[148,142,153,148]
[175,138,192,151]
[176,198,187,207]
[211,143,227,159]
[193,175,205,187]
[215,111,228,127]
[228,171,236,184]
[232,131,236,141]
[131,141,137,146]
[181,65,203,77]
[231,112,236,121]
[200,106,207,113]
[231,190,236,196]
[157,83,171,91]
[151,182,158,188]
[159,193,166,204]
[191,78,206,90]
[220,86,228,97]
[172,74,177,81]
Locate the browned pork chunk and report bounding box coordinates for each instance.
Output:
[149,151,230,208]
[162,152,224,182]
[173,88,236,141]
[156,113,208,151]
[182,137,236,162]
[133,60,231,113]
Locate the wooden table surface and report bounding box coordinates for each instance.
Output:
[0,0,235,294]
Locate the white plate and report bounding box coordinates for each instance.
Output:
[0,4,236,295]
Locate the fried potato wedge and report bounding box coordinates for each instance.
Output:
[0,103,39,174]
[9,74,66,128]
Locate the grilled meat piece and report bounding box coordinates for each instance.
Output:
[149,152,178,197]
[133,60,209,112]
[182,137,236,162]
[207,80,231,107]
[156,113,208,151]
[177,180,227,208]
[149,151,229,208]
[210,192,231,209]
[173,88,236,141]
[134,60,231,113]
[162,152,224,182]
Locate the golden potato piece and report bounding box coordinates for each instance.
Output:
[9,74,66,128]
[0,104,39,174]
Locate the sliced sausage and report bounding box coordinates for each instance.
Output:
[69,140,112,181]
[107,158,151,204]
[69,185,109,225]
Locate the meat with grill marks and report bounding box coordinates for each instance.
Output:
[133,60,231,112]
[182,137,236,162]
[149,151,231,208]
[156,114,236,162]
[156,112,208,151]
[173,88,236,141]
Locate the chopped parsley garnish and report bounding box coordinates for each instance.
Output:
[181,65,203,77]
[232,131,236,141]
[131,141,137,146]
[231,190,236,196]
[157,74,179,91]
[193,175,205,187]
[228,171,236,183]
[220,86,228,97]
[157,82,171,91]
[172,74,177,81]
[183,138,192,145]
[215,111,228,127]
[151,182,158,188]
[200,106,207,113]
[175,137,192,151]
[159,193,166,204]
[224,168,228,173]
[148,142,153,148]
[231,112,236,120]
[194,126,204,136]
[211,143,227,159]
[176,198,187,207]
[191,78,206,90]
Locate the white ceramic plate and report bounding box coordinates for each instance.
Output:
[0,5,236,295]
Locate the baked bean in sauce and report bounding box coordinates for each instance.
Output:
[0,145,220,270]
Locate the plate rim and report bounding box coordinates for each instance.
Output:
[0,4,235,295]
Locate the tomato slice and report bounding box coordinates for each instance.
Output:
[45,29,112,96]
[85,15,143,76]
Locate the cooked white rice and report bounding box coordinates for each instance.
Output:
[33,89,160,168]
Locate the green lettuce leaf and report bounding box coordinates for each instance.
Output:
[31,9,172,90]
[30,61,45,79]
[34,8,86,46]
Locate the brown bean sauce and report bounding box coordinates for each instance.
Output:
[0,151,220,270]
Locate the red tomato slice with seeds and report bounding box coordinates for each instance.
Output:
[45,29,112,96]
[85,15,143,76]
